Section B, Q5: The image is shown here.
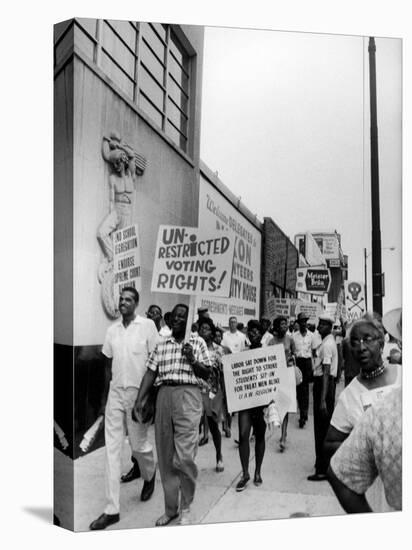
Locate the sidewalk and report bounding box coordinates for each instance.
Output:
[57,397,344,531]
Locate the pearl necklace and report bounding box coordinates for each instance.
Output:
[360,363,386,380]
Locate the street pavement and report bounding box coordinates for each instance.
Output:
[55,382,345,531]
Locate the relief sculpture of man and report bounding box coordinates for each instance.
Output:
[97,132,146,318]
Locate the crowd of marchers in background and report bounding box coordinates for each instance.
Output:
[83,289,402,530]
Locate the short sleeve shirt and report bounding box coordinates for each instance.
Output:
[102,315,159,388]
[146,334,212,387]
[316,333,338,378]
[261,331,274,347]
[330,365,401,433]
[221,330,247,353]
[292,330,313,358]
[331,387,402,510]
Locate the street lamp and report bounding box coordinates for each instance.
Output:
[364,246,396,311]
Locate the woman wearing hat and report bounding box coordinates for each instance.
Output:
[324,312,401,510]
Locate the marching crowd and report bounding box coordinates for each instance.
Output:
[88,287,402,530]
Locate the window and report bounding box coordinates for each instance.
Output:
[64,19,192,154]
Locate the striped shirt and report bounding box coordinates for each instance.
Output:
[147,334,211,387]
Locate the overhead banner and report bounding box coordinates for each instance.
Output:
[113,224,142,303]
[197,176,261,325]
[344,281,365,322]
[151,225,235,296]
[296,267,331,294]
[222,345,296,420]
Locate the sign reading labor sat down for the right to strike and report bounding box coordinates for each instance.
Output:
[222,345,297,421]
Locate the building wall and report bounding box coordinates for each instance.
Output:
[54,19,204,457]
[262,217,299,315]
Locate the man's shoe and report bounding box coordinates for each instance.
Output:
[141,472,156,501]
[253,473,263,486]
[121,459,141,483]
[299,419,306,428]
[89,513,120,530]
[216,460,224,473]
[307,473,327,481]
[224,427,231,438]
[198,436,209,446]
[236,475,250,492]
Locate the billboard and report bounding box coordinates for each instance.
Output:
[197,176,261,326]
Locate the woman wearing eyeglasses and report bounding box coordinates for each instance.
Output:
[324,313,401,510]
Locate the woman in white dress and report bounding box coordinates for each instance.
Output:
[324,314,401,511]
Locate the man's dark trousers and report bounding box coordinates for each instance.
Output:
[312,375,336,475]
[296,357,312,422]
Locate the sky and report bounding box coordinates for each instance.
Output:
[200,27,402,313]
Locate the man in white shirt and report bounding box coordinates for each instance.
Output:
[292,312,314,428]
[222,316,247,353]
[89,287,159,530]
[308,314,338,481]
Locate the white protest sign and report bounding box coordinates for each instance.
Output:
[151,225,234,296]
[344,281,365,322]
[295,301,322,323]
[222,345,296,421]
[324,302,338,320]
[113,224,141,303]
[273,298,301,320]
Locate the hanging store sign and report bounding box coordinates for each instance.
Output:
[295,267,331,294]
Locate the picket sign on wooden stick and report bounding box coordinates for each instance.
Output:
[184,294,197,343]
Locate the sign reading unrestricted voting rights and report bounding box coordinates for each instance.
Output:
[113,224,141,303]
[196,175,262,325]
[222,345,296,420]
[151,225,235,296]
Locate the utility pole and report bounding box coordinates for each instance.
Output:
[368,37,383,316]
[364,247,368,311]
[283,241,288,298]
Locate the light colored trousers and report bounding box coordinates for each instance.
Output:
[104,385,156,515]
[155,385,203,517]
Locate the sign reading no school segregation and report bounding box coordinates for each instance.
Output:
[113,224,141,302]
[222,345,297,421]
[151,225,235,296]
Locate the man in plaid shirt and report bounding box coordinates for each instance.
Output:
[135,303,211,526]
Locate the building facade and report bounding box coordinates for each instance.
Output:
[261,217,299,317]
[54,19,205,460]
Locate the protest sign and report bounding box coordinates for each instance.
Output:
[222,345,296,421]
[151,225,234,296]
[273,298,301,320]
[344,280,365,322]
[295,301,322,323]
[324,302,338,320]
[113,224,141,303]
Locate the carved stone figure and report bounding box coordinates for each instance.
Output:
[98,132,146,318]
